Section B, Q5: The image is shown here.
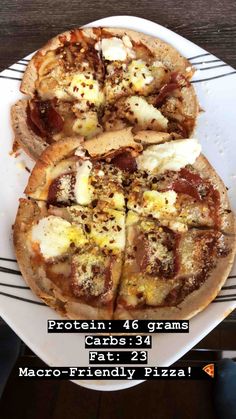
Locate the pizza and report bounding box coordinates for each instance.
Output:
[13,129,236,319]
[11,27,198,160]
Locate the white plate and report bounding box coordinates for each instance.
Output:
[1,15,236,392]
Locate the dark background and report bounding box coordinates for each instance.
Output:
[0,1,236,418]
[0,0,236,71]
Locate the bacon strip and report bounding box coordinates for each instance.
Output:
[111,151,137,173]
[154,72,190,107]
[171,179,202,201]
[28,100,64,137]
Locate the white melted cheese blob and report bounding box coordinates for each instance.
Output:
[125,96,168,130]
[137,138,202,173]
[100,36,135,61]
[31,216,86,259]
[74,160,93,205]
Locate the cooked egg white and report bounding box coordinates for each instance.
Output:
[137,138,202,173]
[30,216,87,259]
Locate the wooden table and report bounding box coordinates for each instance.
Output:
[1,0,236,71]
[0,3,236,417]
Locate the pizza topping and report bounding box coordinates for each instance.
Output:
[174,169,221,227]
[71,251,113,301]
[67,73,104,105]
[119,226,230,309]
[72,111,102,139]
[163,230,228,306]
[134,228,176,278]
[124,96,168,130]
[90,208,126,252]
[45,260,72,297]
[48,173,75,205]
[104,59,168,103]
[100,36,135,61]
[179,168,204,186]
[128,189,178,220]
[136,138,201,173]
[46,159,126,210]
[26,103,43,138]
[111,151,137,173]
[30,216,87,259]
[154,72,189,107]
[127,60,154,91]
[171,179,202,201]
[143,190,177,214]
[74,160,94,205]
[28,99,64,137]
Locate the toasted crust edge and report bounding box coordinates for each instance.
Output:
[11,99,47,160]
[193,154,235,234]
[24,136,83,196]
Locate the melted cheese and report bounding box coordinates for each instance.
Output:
[128,190,177,219]
[72,252,106,296]
[74,160,94,205]
[126,211,139,226]
[68,73,104,105]
[112,192,125,210]
[91,209,125,251]
[143,190,177,215]
[54,87,71,100]
[100,36,135,61]
[137,138,202,173]
[128,60,153,91]
[144,280,174,306]
[125,96,168,130]
[30,216,87,259]
[73,112,102,139]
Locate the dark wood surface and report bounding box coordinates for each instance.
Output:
[2,321,236,419]
[0,0,236,71]
[0,2,236,417]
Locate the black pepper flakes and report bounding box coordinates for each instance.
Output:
[84,224,91,233]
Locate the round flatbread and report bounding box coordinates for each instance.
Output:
[14,130,235,320]
[11,27,198,160]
